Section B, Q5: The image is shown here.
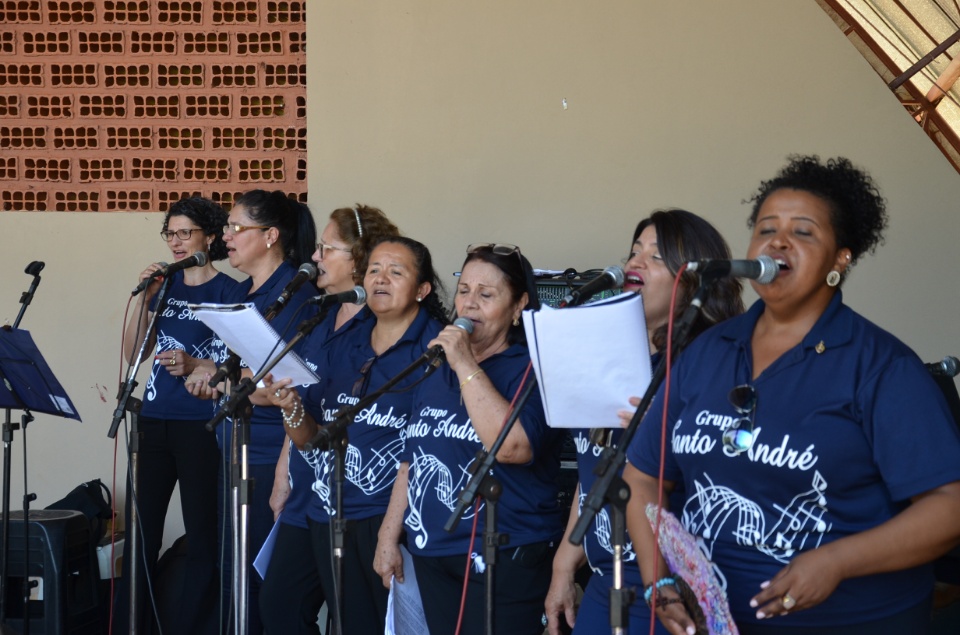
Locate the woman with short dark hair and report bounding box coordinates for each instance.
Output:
[625,156,960,634]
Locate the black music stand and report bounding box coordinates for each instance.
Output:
[0,327,81,634]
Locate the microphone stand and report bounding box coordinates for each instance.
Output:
[0,265,42,631]
[203,308,329,635]
[443,374,537,635]
[568,281,712,635]
[108,275,173,635]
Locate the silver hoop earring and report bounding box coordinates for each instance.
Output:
[826,270,841,287]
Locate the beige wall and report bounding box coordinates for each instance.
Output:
[1,0,957,550]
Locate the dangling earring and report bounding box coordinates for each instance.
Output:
[266,242,272,249]
[826,270,841,287]
[512,317,520,327]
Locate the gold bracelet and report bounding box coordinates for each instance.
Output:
[459,368,484,391]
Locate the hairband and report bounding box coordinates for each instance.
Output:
[353,208,363,238]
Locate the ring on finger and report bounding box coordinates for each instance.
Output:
[275,389,283,398]
[781,593,796,610]
[169,357,176,366]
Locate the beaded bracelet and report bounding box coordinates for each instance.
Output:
[643,576,676,606]
[283,401,304,429]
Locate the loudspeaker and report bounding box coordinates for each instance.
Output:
[3,509,100,634]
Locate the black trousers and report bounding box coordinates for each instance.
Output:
[114,416,220,635]
[259,521,325,634]
[412,540,557,635]
[309,514,389,635]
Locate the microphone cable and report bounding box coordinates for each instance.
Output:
[647,263,687,635]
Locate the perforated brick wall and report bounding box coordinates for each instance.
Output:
[0,0,306,212]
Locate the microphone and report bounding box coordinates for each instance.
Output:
[685,255,779,285]
[926,356,960,378]
[559,266,625,307]
[422,317,475,368]
[307,286,367,308]
[264,262,318,319]
[25,261,45,276]
[131,252,208,296]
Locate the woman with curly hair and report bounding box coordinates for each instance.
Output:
[117,196,240,634]
[624,156,960,634]
[259,204,400,634]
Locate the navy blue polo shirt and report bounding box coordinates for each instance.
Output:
[142,270,239,420]
[627,292,960,628]
[216,261,319,465]
[300,306,445,523]
[279,307,375,528]
[403,343,565,557]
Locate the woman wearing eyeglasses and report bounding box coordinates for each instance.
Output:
[623,156,960,635]
[544,209,744,635]
[190,189,318,635]
[258,205,400,634]
[264,236,447,634]
[372,243,566,635]
[116,197,239,634]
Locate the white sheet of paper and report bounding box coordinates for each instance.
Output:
[523,292,651,429]
[385,545,429,635]
[253,519,280,580]
[188,303,319,386]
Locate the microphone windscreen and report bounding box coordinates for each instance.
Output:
[298,262,318,279]
[25,261,45,275]
[755,255,778,285]
[353,286,367,305]
[453,316,474,334]
[606,265,625,287]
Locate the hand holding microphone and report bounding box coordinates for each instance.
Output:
[423,317,475,369]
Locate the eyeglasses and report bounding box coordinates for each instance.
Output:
[467,243,521,257]
[317,242,352,259]
[223,223,270,235]
[352,356,377,398]
[160,228,201,242]
[722,384,758,455]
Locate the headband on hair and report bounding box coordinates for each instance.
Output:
[354,209,364,238]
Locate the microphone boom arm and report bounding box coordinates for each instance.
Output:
[569,280,711,546]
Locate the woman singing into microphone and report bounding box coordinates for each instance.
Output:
[259,205,400,634]
[625,156,960,634]
[117,197,239,634]
[374,243,566,635]
[265,236,448,634]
